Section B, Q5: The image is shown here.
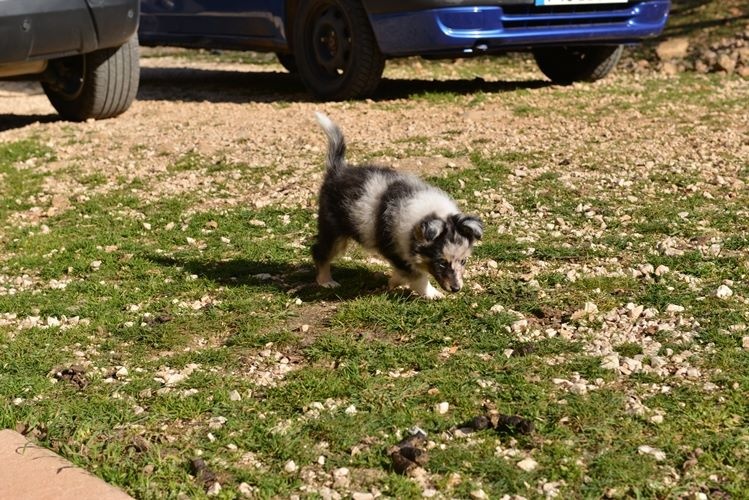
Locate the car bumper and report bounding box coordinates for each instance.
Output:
[367,0,670,57]
[0,0,138,65]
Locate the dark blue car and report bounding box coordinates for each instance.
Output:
[139,0,670,100]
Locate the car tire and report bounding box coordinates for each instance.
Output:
[42,35,140,121]
[276,53,298,73]
[293,0,385,100]
[533,45,623,85]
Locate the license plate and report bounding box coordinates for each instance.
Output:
[535,0,628,5]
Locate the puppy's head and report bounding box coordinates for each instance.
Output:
[412,213,483,293]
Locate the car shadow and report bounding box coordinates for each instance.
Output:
[0,113,59,132]
[146,254,389,302]
[137,66,551,104]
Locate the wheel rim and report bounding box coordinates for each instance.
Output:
[307,3,352,81]
[45,56,85,100]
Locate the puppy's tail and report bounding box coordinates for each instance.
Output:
[314,112,346,174]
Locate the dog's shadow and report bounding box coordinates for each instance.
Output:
[147,254,390,302]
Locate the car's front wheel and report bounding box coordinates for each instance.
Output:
[42,35,140,121]
[533,45,623,84]
[293,0,385,100]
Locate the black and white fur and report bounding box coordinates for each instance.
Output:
[312,112,483,299]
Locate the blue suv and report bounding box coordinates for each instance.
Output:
[139,0,670,100]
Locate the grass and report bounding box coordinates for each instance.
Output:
[2,63,749,500]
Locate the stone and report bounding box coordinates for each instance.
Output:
[716,285,733,299]
[655,37,689,60]
[435,402,450,414]
[717,53,737,73]
[661,61,679,75]
[517,457,538,471]
[206,482,221,497]
[638,445,666,461]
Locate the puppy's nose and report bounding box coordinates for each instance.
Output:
[450,284,461,292]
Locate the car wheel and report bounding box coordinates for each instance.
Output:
[533,45,623,85]
[276,53,298,73]
[293,0,385,100]
[42,35,140,121]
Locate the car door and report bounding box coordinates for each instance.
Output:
[140,0,285,42]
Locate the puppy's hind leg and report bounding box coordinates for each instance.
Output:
[312,235,348,288]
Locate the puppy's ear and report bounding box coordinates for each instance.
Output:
[454,214,483,242]
[414,216,445,244]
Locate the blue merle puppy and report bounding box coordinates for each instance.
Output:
[312,113,483,299]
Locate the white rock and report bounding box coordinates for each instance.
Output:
[742,337,749,350]
[470,489,489,499]
[517,457,538,471]
[638,445,666,461]
[435,402,450,414]
[352,493,374,500]
[164,373,186,386]
[571,302,597,321]
[143,222,152,230]
[284,460,298,473]
[333,467,349,478]
[344,405,357,415]
[206,482,221,497]
[238,482,254,497]
[655,265,670,276]
[229,390,242,401]
[666,304,684,313]
[208,416,227,429]
[650,414,664,424]
[629,304,644,320]
[601,353,620,370]
[90,260,102,270]
[116,366,129,378]
[716,285,733,299]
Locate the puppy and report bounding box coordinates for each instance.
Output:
[312,112,483,299]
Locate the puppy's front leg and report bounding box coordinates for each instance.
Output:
[388,271,408,290]
[409,274,444,300]
[315,263,340,288]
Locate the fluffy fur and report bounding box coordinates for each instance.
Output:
[312,112,483,299]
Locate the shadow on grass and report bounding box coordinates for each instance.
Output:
[138,66,550,104]
[146,254,389,301]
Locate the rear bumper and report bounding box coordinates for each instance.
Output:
[367,0,670,57]
[0,0,138,65]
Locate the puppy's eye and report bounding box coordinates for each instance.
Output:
[437,261,448,270]
[460,258,467,266]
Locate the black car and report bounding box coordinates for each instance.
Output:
[0,0,141,121]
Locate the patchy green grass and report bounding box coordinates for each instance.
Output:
[1,66,749,500]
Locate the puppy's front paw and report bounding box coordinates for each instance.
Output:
[423,284,445,300]
[318,280,341,289]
